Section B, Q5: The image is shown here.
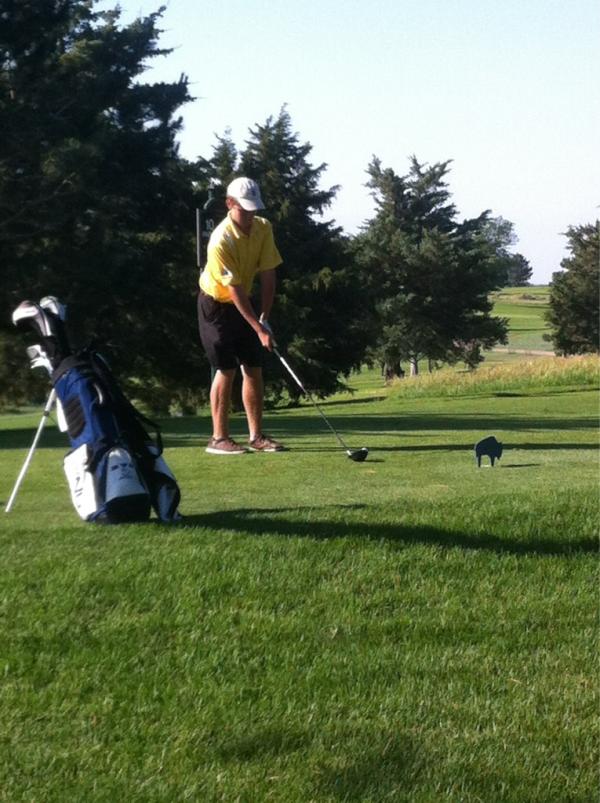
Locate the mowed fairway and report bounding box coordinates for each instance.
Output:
[0,358,598,801]
[490,286,552,353]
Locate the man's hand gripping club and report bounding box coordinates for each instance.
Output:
[228,285,274,351]
[259,313,277,350]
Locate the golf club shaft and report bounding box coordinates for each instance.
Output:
[5,388,56,513]
[273,347,352,452]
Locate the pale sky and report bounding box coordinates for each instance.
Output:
[102,0,599,283]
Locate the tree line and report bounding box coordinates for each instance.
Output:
[1,3,596,411]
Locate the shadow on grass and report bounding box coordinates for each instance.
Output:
[314,736,422,802]
[357,442,597,455]
[299,394,388,408]
[0,426,596,460]
[214,728,423,800]
[178,505,596,557]
[216,727,310,762]
[355,413,599,433]
[0,427,67,450]
[0,406,596,452]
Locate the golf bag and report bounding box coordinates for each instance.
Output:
[12,299,181,524]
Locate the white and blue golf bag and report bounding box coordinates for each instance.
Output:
[13,299,181,524]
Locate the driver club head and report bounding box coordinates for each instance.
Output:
[347,447,369,463]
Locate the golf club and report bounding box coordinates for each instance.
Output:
[261,318,368,462]
[26,344,53,374]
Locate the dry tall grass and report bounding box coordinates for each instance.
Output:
[389,355,600,398]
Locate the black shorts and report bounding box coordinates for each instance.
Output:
[197,291,263,370]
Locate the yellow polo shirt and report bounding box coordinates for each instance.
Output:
[199,214,282,303]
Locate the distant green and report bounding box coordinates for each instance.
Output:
[490,286,552,353]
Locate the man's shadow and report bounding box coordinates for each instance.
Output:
[176,504,596,557]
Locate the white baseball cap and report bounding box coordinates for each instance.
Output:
[226,177,265,211]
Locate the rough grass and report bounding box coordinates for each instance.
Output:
[388,355,599,399]
[0,352,598,802]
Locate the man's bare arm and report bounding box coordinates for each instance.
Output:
[228,284,273,351]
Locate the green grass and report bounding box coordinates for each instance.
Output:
[0,359,598,802]
[490,286,552,353]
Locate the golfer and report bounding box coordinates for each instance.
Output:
[198,177,285,455]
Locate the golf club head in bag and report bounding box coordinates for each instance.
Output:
[12,299,71,369]
[26,344,53,375]
[40,295,67,321]
[25,345,68,431]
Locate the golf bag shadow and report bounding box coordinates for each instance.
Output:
[53,352,182,524]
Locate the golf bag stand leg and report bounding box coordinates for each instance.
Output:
[5,388,57,513]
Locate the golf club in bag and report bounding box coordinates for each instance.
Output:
[261,318,368,462]
[8,298,182,523]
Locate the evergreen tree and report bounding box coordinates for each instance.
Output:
[191,133,238,269]
[504,253,533,286]
[546,222,599,355]
[355,157,508,376]
[0,1,203,410]
[209,129,238,187]
[481,217,532,286]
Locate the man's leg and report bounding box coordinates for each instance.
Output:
[241,365,263,441]
[210,368,236,439]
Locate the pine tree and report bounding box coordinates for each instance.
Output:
[0,1,204,410]
[505,253,533,286]
[209,130,238,187]
[481,218,532,286]
[355,157,508,376]
[546,223,599,355]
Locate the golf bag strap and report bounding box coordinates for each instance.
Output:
[52,351,164,456]
[87,351,164,456]
[51,355,93,384]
